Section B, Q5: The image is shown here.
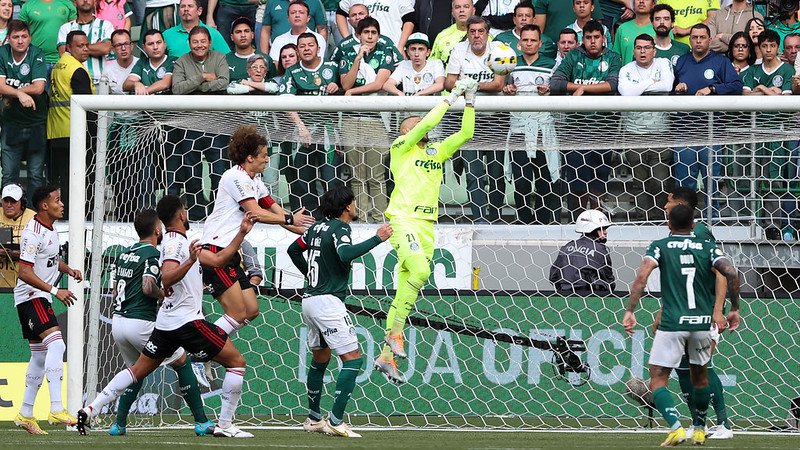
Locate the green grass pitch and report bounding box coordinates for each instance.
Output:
[1,426,798,449]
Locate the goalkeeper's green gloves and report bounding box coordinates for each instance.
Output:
[463,78,478,105]
[446,78,469,103]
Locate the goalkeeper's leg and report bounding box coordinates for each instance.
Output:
[381,254,430,361]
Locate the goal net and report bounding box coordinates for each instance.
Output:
[68,94,800,431]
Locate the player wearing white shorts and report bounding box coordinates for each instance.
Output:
[288,185,392,438]
[656,187,736,439]
[77,195,256,438]
[200,125,313,338]
[13,186,82,434]
[107,208,214,436]
[623,204,740,447]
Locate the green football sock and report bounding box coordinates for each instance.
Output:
[306,359,329,421]
[676,368,699,425]
[707,367,730,428]
[329,358,363,426]
[653,387,682,430]
[115,380,143,427]
[173,359,208,423]
[693,385,711,428]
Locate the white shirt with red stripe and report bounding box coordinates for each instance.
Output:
[157,230,204,331]
[14,216,61,306]
[201,165,274,248]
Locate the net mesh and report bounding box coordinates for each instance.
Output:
[79,99,800,431]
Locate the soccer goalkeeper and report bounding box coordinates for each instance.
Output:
[373,77,477,383]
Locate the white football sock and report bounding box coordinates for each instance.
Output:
[43,332,66,412]
[218,367,245,428]
[214,314,244,336]
[88,368,136,417]
[20,343,46,417]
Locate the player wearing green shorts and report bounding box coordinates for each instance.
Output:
[661,187,734,439]
[108,209,214,436]
[287,186,391,437]
[623,204,740,447]
[373,77,478,384]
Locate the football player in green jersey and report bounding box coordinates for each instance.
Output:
[108,209,214,436]
[373,76,477,384]
[659,187,735,439]
[287,186,392,437]
[623,204,740,446]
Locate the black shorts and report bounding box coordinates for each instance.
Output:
[141,319,228,362]
[17,298,60,341]
[201,245,252,298]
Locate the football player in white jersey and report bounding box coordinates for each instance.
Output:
[383,32,445,96]
[200,125,313,338]
[13,185,83,434]
[77,195,257,438]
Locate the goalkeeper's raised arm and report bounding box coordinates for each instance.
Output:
[383,77,477,221]
[374,78,477,385]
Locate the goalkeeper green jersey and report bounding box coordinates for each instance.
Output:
[645,234,727,332]
[112,242,161,322]
[289,219,382,302]
[385,102,475,221]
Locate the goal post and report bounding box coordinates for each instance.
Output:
[68,94,800,430]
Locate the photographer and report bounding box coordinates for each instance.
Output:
[0,184,35,288]
[764,0,800,51]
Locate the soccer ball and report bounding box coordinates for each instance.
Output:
[487,44,518,76]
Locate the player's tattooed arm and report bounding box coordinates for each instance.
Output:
[623,258,657,336]
[714,257,741,332]
[142,276,164,300]
[713,258,740,311]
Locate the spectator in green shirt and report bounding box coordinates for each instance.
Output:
[613,0,657,65]
[0,20,49,199]
[18,0,76,69]
[163,0,230,57]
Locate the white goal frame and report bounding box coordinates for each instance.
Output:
[66,94,800,419]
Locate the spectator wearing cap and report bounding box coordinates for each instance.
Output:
[0,183,36,288]
[268,1,327,61]
[383,32,444,96]
[227,53,279,93]
[205,0,260,50]
[0,20,48,201]
[227,16,276,82]
[259,0,327,56]
[163,0,230,57]
[330,2,402,66]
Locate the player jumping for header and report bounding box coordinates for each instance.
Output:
[374,77,478,383]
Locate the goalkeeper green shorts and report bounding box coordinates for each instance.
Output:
[389,216,435,264]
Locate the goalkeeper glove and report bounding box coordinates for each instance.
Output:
[464,78,478,104]
[446,79,469,103]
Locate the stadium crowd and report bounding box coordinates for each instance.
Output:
[0,0,799,235]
